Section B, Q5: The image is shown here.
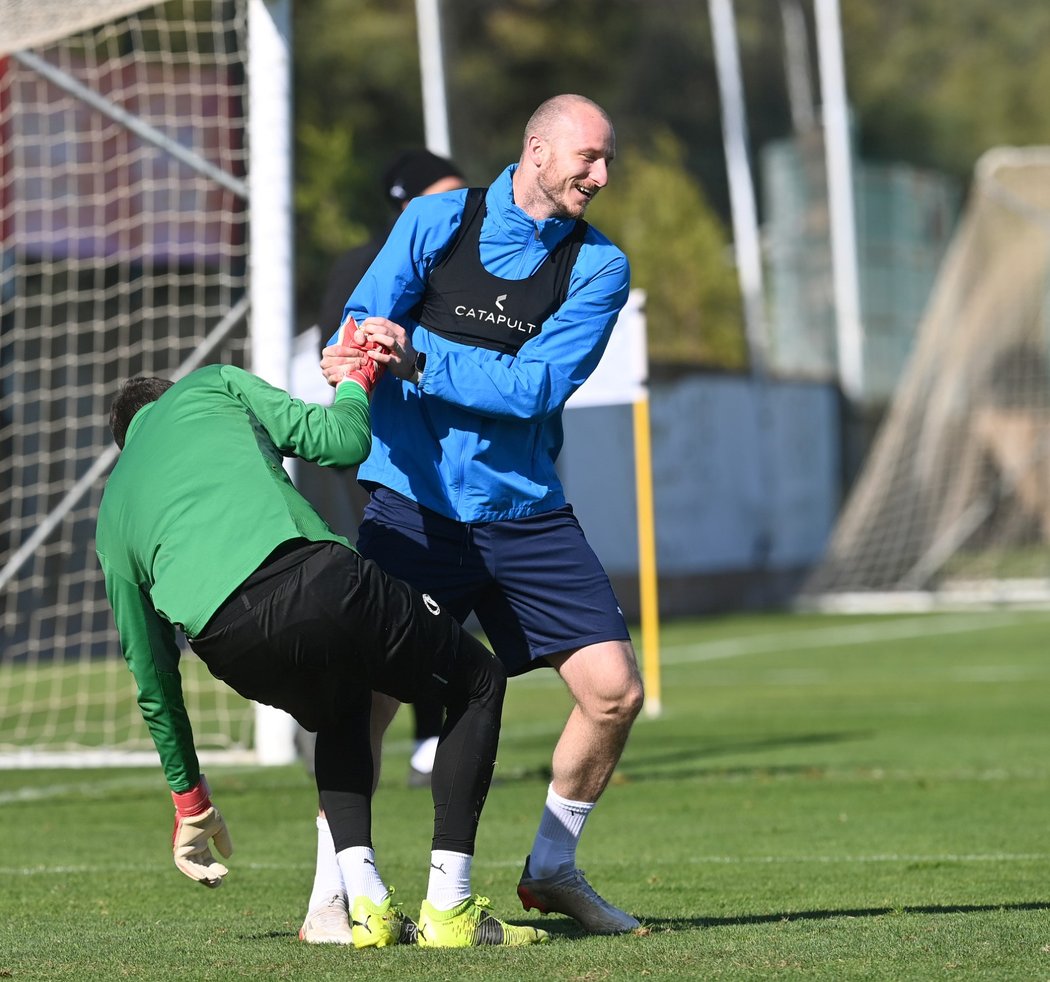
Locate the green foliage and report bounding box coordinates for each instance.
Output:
[588,131,747,369]
[840,0,1050,179]
[292,0,431,321]
[294,125,364,255]
[294,122,372,318]
[442,0,644,175]
[5,610,1050,978]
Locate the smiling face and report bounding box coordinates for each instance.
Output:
[515,98,616,222]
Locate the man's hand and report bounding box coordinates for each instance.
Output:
[357,317,417,381]
[321,315,387,395]
[171,776,233,888]
[319,317,417,390]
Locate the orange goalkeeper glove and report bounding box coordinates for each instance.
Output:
[171,775,233,888]
[335,314,386,396]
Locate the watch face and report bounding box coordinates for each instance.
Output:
[415,352,427,372]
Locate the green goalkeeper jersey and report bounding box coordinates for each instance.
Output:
[95,365,372,792]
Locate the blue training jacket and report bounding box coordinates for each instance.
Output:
[331,164,631,523]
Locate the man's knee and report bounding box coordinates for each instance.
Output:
[557,641,644,728]
[599,673,644,729]
[619,673,645,723]
[441,627,506,712]
[466,634,507,705]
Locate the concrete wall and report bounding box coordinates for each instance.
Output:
[560,373,841,618]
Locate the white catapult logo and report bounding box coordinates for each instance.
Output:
[423,593,441,615]
[452,296,538,335]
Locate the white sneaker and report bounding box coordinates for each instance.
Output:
[517,856,640,934]
[299,894,352,944]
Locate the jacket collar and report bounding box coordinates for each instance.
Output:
[485,164,578,249]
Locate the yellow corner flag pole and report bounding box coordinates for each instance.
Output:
[565,289,659,716]
[633,394,661,717]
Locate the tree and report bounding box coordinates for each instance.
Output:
[292,0,427,324]
[588,130,746,368]
[840,0,1050,180]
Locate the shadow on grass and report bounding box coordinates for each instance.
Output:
[246,921,570,943]
[494,731,870,786]
[647,900,1050,931]
[622,730,869,769]
[243,902,1050,944]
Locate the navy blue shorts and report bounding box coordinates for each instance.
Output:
[356,487,630,676]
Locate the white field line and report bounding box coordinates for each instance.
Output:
[0,775,167,805]
[503,611,1050,689]
[5,852,1049,877]
[655,611,1050,668]
[5,612,1049,805]
[0,764,276,806]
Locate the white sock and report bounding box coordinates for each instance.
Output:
[527,783,596,879]
[410,735,439,773]
[336,845,388,905]
[307,815,345,911]
[426,849,472,911]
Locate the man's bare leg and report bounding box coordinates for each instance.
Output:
[549,640,644,802]
[516,639,644,933]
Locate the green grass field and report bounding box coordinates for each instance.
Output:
[4,610,1050,980]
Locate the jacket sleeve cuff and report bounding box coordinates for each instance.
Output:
[171,775,211,815]
[334,380,370,406]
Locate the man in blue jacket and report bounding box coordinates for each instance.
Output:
[322,93,644,934]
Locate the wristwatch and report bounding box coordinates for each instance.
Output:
[412,351,427,386]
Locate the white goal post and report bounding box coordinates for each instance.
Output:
[0,0,298,766]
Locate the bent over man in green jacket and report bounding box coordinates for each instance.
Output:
[95,360,547,949]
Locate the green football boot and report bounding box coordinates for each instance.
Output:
[417,895,549,948]
[350,890,418,948]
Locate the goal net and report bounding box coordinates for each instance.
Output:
[0,0,257,764]
[802,148,1050,611]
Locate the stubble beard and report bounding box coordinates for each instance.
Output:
[536,165,586,220]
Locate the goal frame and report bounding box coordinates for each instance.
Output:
[799,147,1050,614]
[0,0,299,768]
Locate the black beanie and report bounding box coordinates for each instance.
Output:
[383,149,463,210]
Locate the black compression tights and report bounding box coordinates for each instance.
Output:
[317,628,506,856]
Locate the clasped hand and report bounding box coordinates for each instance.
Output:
[320,316,416,387]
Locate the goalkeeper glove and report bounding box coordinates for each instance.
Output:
[171,775,233,888]
[335,314,386,396]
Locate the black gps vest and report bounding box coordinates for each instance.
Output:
[410,187,588,355]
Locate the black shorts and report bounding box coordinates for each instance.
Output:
[189,539,472,732]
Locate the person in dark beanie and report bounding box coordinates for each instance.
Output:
[316,150,465,339]
[302,150,467,790]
